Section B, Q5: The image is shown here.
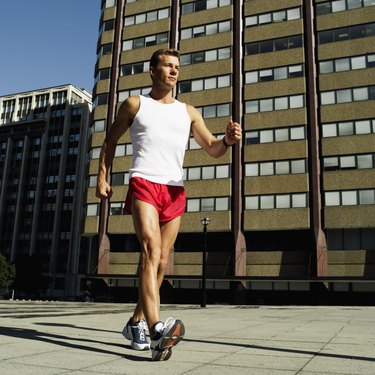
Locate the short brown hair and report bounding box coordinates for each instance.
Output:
[149,48,180,68]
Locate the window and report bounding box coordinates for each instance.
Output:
[93,94,108,107]
[245,126,305,144]
[246,35,303,55]
[122,32,169,51]
[318,23,375,44]
[186,196,230,212]
[320,86,375,105]
[179,75,231,93]
[182,0,232,14]
[184,164,230,180]
[246,94,304,113]
[246,64,303,84]
[245,193,308,210]
[325,189,375,206]
[245,159,306,177]
[316,0,375,15]
[86,204,99,216]
[323,153,374,171]
[181,20,232,40]
[121,61,149,76]
[245,7,301,27]
[124,7,170,26]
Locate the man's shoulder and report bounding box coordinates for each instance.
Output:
[117,95,141,120]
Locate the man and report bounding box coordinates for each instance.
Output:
[96,48,242,361]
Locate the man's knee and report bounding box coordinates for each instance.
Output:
[141,246,161,269]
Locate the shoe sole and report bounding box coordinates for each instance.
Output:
[152,347,173,361]
[152,320,185,361]
[160,320,185,349]
[132,342,150,351]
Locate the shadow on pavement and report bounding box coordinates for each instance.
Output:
[183,338,375,363]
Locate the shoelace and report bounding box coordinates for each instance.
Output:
[137,320,147,341]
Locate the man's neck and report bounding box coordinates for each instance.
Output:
[149,88,175,104]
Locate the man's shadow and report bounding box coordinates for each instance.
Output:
[0,324,149,362]
[1,323,374,363]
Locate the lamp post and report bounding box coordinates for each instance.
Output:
[201,217,210,308]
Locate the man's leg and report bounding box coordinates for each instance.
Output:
[129,221,176,324]
[131,197,162,337]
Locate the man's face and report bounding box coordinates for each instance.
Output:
[150,54,180,89]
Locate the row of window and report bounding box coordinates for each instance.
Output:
[323,153,375,171]
[100,195,232,216]
[121,61,149,76]
[246,64,304,84]
[320,86,375,105]
[318,23,375,44]
[196,103,231,119]
[180,47,231,66]
[118,87,151,103]
[119,47,232,77]
[325,189,375,206]
[183,164,230,181]
[124,7,169,26]
[91,132,222,160]
[178,75,231,93]
[245,35,303,56]
[245,193,308,210]
[245,126,305,145]
[322,118,375,137]
[316,0,375,15]
[89,163,230,188]
[187,196,229,212]
[245,7,301,27]
[181,20,231,40]
[122,32,168,51]
[319,54,375,74]
[245,159,306,177]
[181,0,231,14]
[245,94,304,113]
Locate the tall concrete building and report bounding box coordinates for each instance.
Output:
[0,85,92,298]
[84,0,375,303]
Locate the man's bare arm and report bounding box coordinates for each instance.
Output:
[188,104,242,158]
[96,96,139,199]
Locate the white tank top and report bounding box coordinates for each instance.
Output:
[129,94,191,186]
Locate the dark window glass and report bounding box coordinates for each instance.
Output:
[366,23,375,36]
[260,40,273,53]
[350,24,365,39]
[333,27,349,41]
[133,63,144,74]
[121,64,132,76]
[274,38,288,51]
[316,3,331,15]
[289,35,302,48]
[369,86,375,100]
[246,42,259,55]
[192,51,205,63]
[179,82,192,93]
[319,30,334,44]
[195,0,206,11]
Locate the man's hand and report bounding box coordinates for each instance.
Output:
[96,180,112,199]
[225,120,242,146]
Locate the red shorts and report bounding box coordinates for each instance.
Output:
[124,177,186,222]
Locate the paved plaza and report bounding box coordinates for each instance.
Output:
[0,300,375,374]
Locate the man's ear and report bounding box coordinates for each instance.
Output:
[149,67,155,79]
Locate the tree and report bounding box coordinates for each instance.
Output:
[0,254,16,291]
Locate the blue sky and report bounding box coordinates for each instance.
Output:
[0,1,100,96]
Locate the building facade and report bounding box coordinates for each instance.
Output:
[0,85,92,298]
[84,0,375,303]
